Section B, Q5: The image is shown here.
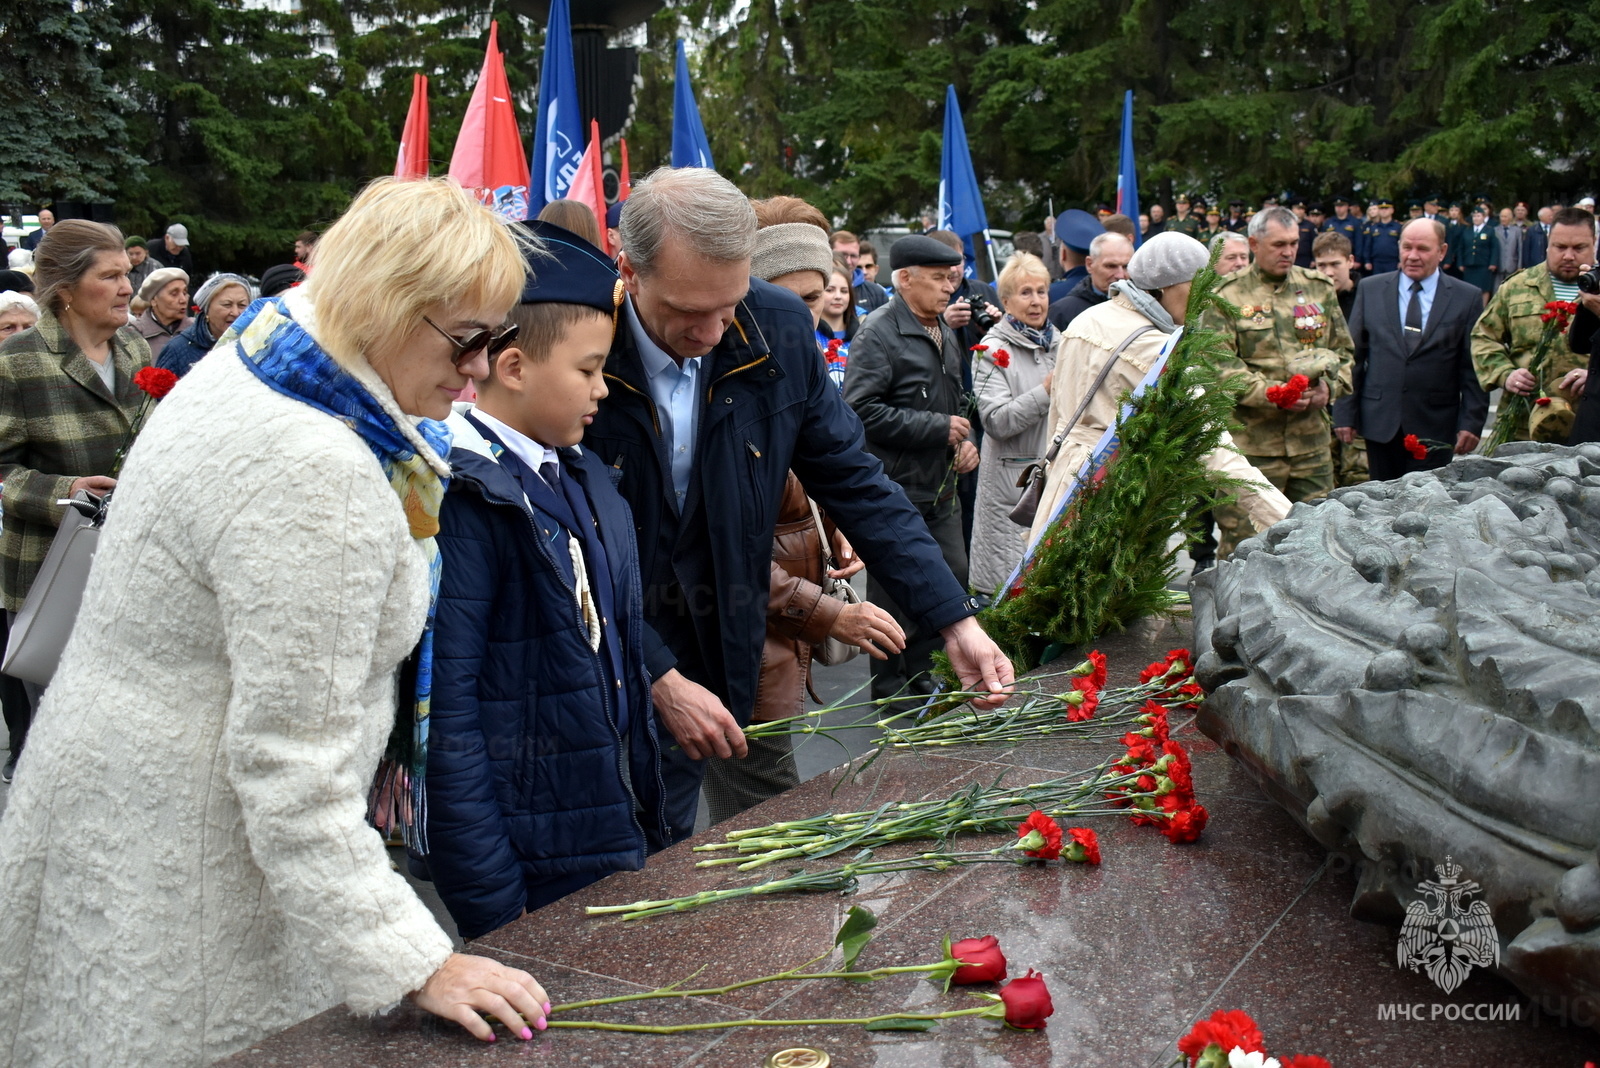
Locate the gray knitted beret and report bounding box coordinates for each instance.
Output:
[1126,231,1210,290]
[750,223,836,285]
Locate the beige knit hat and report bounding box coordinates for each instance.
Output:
[750,223,835,285]
[138,267,189,304]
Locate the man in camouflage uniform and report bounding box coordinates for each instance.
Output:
[1472,205,1597,443]
[1203,206,1355,556]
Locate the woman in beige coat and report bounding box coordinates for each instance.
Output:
[1029,233,1290,547]
[969,251,1057,594]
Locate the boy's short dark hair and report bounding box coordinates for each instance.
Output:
[488,302,611,380]
[858,240,877,260]
[1312,231,1353,259]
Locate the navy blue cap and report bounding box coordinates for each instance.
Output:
[520,220,624,314]
[1056,208,1105,254]
[606,200,624,230]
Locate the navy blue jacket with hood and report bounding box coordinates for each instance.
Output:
[584,277,981,727]
[421,411,670,940]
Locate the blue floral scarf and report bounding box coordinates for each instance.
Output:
[232,297,451,854]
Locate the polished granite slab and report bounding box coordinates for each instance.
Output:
[220,618,1596,1067]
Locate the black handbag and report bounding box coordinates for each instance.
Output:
[1009,325,1156,527]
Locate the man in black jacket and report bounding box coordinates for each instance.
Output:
[843,235,982,702]
[586,171,1012,840]
[1333,219,1489,481]
[1566,288,1599,445]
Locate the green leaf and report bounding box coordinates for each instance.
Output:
[864,1018,940,1032]
[833,904,879,972]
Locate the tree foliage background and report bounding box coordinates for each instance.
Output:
[3,0,1597,272]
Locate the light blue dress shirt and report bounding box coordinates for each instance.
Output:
[1396,268,1440,334]
[626,297,702,509]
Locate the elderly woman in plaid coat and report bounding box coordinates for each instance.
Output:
[0,221,148,775]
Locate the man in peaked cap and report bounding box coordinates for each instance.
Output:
[424,219,673,933]
[1047,208,1105,302]
[843,234,981,705]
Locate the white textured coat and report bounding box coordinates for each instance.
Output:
[0,293,455,1067]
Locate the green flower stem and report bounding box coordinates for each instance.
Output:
[588,850,1037,921]
[691,764,1159,870]
[546,1003,1001,1034]
[548,960,957,1014]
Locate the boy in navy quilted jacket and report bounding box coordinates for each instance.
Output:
[421,222,670,940]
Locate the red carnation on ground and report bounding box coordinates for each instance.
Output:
[1064,826,1101,865]
[1065,676,1099,722]
[1138,700,1170,743]
[1015,811,1064,859]
[1140,659,1168,683]
[998,970,1054,1029]
[133,366,180,400]
[1177,1009,1266,1065]
[1281,1057,1334,1068]
[1086,650,1108,690]
[1164,746,1195,803]
[1173,679,1206,709]
[1162,802,1209,844]
[948,935,1007,984]
[1403,433,1428,460]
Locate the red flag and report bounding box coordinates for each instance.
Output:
[449,21,531,220]
[618,137,631,200]
[395,73,430,179]
[567,119,608,250]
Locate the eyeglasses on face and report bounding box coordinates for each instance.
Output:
[423,316,519,365]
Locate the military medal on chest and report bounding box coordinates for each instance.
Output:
[1239,302,1273,329]
[1291,292,1326,347]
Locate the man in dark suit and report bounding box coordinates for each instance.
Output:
[1523,206,1553,267]
[1333,218,1489,481]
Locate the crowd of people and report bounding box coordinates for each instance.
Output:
[0,174,1593,1065]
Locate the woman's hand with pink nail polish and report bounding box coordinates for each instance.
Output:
[412,952,548,1042]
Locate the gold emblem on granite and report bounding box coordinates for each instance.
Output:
[765,1049,830,1068]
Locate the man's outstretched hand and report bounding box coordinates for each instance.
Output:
[651,669,747,761]
[940,616,1015,710]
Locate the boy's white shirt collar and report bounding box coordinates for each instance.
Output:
[446,403,586,471]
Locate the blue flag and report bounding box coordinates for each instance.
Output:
[1117,90,1142,247]
[529,0,584,216]
[937,85,991,276]
[672,40,714,169]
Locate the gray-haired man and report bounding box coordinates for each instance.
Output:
[584,169,1015,841]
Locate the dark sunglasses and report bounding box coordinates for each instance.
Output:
[423,316,519,365]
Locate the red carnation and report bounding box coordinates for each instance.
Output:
[991,348,1012,368]
[133,366,180,400]
[1139,700,1171,743]
[1177,1009,1266,1065]
[1065,677,1099,722]
[1015,810,1064,859]
[1162,802,1209,844]
[948,935,1008,984]
[1086,650,1108,690]
[1281,1057,1333,1068]
[1286,373,1310,391]
[998,970,1054,1030]
[1403,433,1428,460]
[1064,827,1101,865]
[1165,750,1195,803]
[1535,397,1552,406]
[1165,648,1192,677]
[1140,659,1168,683]
[1174,679,1206,708]
[970,343,989,352]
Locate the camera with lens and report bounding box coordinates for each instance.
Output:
[966,296,1000,331]
[1577,267,1600,295]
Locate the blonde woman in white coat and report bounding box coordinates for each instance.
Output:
[969,251,1057,594]
[0,179,551,1066]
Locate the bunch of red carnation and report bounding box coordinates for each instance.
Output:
[1111,733,1208,844]
[1402,433,1429,460]
[1177,1008,1331,1067]
[824,338,846,365]
[1541,300,1579,331]
[1264,373,1310,409]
